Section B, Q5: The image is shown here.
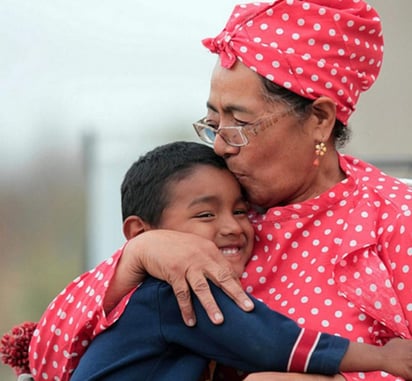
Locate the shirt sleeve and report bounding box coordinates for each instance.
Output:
[158,281,349,375]
[29,245,137,381]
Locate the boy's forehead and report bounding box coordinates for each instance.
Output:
[168,165,241,199]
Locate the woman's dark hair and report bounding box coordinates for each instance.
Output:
[259,76,351,148]
[121,141,227,226]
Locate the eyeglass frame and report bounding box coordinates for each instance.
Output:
[192,107,296,147]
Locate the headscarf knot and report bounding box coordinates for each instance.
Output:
[203,31,238,69]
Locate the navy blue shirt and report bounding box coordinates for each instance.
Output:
[71,277,349,381]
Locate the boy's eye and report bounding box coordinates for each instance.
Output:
[234,201,249,216]
[195,212,215,218]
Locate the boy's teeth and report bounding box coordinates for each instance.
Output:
[221,248,239,255]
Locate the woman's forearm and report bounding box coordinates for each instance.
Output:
[103,239,147,314]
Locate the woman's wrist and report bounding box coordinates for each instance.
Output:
[103,238,147,313]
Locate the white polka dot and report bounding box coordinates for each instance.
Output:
[311,308,319,315]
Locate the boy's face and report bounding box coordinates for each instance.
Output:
[158,165,254,277]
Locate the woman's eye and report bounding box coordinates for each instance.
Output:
[235,120,249,127]
[205,119,218,129]
[233,117,256,127]
[234,209,248,215]
[206,118,250,128]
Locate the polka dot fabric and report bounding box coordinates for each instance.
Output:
[29,155,412,381]
[240,154,412,381]
[202,0,384,125]
[29,247,137,381]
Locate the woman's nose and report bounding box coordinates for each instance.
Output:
[213,134,240,157]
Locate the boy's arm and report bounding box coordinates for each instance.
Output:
[162,282,346,375]
[105,230,253,324]
[160,283,412,378]
[341,338,412,378]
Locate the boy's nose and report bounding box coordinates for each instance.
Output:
[219,217,243,236]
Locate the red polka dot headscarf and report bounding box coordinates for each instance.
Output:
[202,0,384,125]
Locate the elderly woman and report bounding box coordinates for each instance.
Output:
[26,1,412,381]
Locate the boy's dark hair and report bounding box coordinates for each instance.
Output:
[121,141,227,226]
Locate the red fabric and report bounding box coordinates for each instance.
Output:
[29,155,412,381]
[29,247,137,381]
[240,154,412,381]
[202,0,384,125]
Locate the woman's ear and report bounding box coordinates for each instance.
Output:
[122,216,152,240]
[311,96,336,140]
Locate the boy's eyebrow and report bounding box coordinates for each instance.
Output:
[188,195,218,207]
[188,194,246,208]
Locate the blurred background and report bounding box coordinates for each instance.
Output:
[1,1,411,379]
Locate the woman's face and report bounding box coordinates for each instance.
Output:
[207,60,324,208]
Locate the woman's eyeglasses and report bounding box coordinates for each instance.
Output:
[193,108,294,147]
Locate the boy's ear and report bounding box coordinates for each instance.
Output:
[122,216,152,240]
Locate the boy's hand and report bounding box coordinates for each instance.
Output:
[379,337,412,379]
[118,229,254,326]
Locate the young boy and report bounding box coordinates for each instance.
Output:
[13,142,412,380]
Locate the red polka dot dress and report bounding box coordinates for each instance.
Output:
[241,154,412,381]
[29,154,412,381]
[29,247,137,381]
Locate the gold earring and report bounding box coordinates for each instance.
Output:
[313,141,327,167]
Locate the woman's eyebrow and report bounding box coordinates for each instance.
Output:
[206,101,251,115]
[206,101,217,112]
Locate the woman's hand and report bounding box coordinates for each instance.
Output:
[243,373,345,381]
[105,229,254,325]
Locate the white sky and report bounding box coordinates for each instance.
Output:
[1,0,412,173]
[2,0,412,265]
[0,0,246,169]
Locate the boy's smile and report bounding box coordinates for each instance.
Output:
[158,164,254,277]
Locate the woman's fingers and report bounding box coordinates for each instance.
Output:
[187,273,225,324]
[130,229,254,325]
[183,261,254,326]
[207,265,254,312]
[171,279,197,326]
